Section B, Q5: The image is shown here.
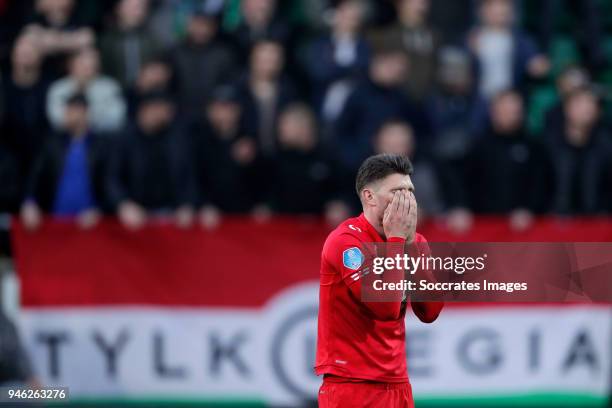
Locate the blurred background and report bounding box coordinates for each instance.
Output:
[0,0,611,407]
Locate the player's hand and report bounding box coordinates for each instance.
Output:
[383,191,416,241]
[405,192,417,243]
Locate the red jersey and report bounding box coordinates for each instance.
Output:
[315,213,438,383]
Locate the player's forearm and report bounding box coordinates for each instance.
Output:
[363,236,406,321]
[348,273,403,321]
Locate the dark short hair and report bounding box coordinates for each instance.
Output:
[355,154,413,196]
[138,90,174,107]
[66,93,88,108]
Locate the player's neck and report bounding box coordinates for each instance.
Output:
[363,210,386,240]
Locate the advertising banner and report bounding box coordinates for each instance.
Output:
[11,218,612,407]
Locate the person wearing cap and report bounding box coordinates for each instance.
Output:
[106,92,198,230]
[20,93,109,230]
[170,8,237,114]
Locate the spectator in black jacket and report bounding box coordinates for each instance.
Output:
[20,93,108,230]
[106,92,197,230]
[192,85,262,228]
[466,90,552,230]
[543,66,591,141]
[100,0,162,88]
[1,35,50,177]
[270,103,350,226]
[547,87,612,215]
[334,49,430,175]
[0,146,20,214]
[170,9,237,115]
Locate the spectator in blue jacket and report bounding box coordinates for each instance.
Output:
[304,0,370,123]
[20,93,108,230]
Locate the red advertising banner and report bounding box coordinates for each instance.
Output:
[11,216,612,307]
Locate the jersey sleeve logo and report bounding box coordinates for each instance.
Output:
[343,247,364,271]
[348,224,362,232]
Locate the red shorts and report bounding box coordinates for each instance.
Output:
[318,379,414,408]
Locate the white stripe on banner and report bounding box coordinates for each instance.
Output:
[17,283,612,406]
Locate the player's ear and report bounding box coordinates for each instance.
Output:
[361,188,376,207]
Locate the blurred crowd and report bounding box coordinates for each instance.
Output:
[1,0,612,235]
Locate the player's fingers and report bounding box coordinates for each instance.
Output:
[383,202,391,223]
[397,192,405,217]
[384,195,394,220]
[393,191,401,214]
[403,191,410,218]
[388,192,398,217]
[409,192,417,219]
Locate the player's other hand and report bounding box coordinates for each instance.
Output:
[383,191,417,242]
